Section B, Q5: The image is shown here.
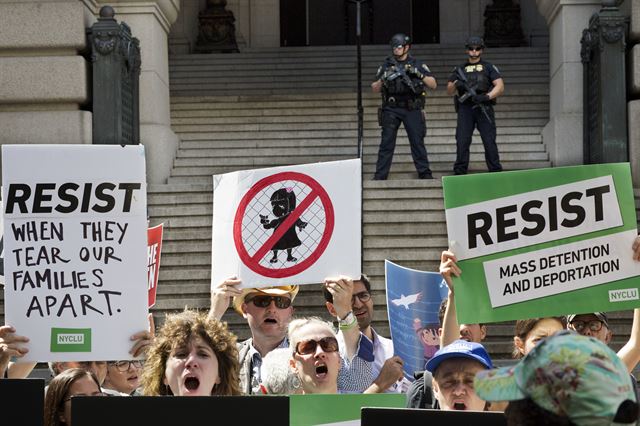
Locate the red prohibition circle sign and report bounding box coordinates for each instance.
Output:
[233,171,335,278]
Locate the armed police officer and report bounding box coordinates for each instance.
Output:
[372,33,437,180]
[446,36,504,175]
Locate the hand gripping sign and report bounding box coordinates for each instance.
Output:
[212,159,361,289]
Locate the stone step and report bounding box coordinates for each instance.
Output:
[173,144,545,162]
[170,110,549,126]
[170,102,548,119]
[168,156,550,177]
[175,126,544,140]
[170,92,549,109]
[176,134,543,148]
[170,151,548,170]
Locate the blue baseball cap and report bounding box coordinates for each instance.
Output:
[426,339,493,373]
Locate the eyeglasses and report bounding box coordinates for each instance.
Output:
[245,295,292,309]
[110,360,144,372]
[468,46,483,51]
[295,337,339,355]
[570,320,605,333]
[77,361,107,369]
[63,391,108,403]
[351,291,371,304]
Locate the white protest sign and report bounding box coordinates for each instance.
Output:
[2,145,148,361]
[212,159,361,288]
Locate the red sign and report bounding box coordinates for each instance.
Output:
[233,172,335,278]
[147,223,163,307]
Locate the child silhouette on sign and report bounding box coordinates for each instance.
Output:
[259,187,307,263]
[413,318,440,367]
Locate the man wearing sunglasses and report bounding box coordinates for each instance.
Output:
[323,274,406,393]
[210,277,374,394]
[446,35,504,176]
[371,33,437,180]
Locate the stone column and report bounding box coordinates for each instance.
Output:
[0,0,92,153]
[98,0,181,184]
[536,0,601,167]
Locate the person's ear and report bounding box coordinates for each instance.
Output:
[605,328,613,344]
[513,336,525,356]
[480,325,487,340]
[325,302,337,317]
[432,378,440,397]
[289,357,298,374]
[437,327,442,336]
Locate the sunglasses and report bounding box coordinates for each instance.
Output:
[295,336,339,355]
[570,320,605,333]
[245,295,292,309]
[468,46,483,51]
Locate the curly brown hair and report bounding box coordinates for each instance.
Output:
[140,310,241,396]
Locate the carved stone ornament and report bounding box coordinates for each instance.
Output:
[601,23,624,43]
[94,30,117,55]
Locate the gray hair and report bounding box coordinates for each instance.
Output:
[260,347,301,394]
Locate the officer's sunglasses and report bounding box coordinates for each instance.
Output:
[468,46,483,52]
[295,336,339,355]
[245,295,292,309]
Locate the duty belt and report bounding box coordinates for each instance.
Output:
[384,96,420,110]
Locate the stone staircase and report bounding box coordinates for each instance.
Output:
[146,44,561,361]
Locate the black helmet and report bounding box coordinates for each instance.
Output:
[465,36,485,49]
[390,33,411,49]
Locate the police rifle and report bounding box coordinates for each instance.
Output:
[455,67,493,124]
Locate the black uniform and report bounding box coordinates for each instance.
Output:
[448,59,503,175]
[374,55,433,180]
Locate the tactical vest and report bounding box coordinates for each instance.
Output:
[460,61,491,94]
[382,57,425,99]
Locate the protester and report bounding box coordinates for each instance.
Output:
[0,324,31,378]
[288,317,343,394]
[475,330,639,426]
[513,317,565,358]
[425,339,492,411]
[44,368,106,426]
[140,309,241,396]
[208,278,299,394]
[102,360,144,396]
[259,347,302,395]
[438,250,487,347]
[323,274,405,393]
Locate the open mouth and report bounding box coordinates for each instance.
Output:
[315,364,328,376]
[264,318,277,324]
[184,377,200,391]
[453,402,466,410]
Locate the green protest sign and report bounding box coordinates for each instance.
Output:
[289,393,405,426]
[442,163,640,324]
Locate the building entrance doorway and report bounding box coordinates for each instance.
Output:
[280,0,439,47]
